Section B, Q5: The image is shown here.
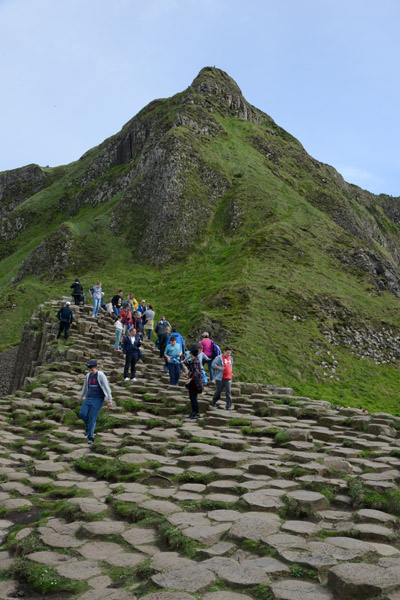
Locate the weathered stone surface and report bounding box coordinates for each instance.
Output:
[78,541,124,560]
[202,557,269,587]
[140,499,182,515]
[285,490,328,512]
[281,520,320,536]
[270,579,333,599]
[80,520,127,537]
[183,522,231,545]
[56,560,101,580]
[152,564,216,592]
[328,563,400,599]
[27,551,76,566]
[122,527,157,546]
[242,556,290,575]
[228,512,281,541]
[151,552,194,572]
[242,489,284,510]
[356,508,397,524]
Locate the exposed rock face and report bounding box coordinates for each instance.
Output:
[0,164,50,219]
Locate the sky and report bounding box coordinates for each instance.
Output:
[0,0,399,196]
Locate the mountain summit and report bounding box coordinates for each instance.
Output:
[1,67,400,410]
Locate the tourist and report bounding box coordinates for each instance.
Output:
[70,278,83,305]
[111,289,123,317]
[199,332,214,381]
[133,310,144,333]
[56,301,73,341]
[122,327,142,382]
[136,299,147,314]
[79,359,112,445]
[164,335,182,385]
[90,281,103,317]
[120,305,133,334]
[155,316,171,358]
[114,314,123,350]
[211,346,234,410]
[185,345,204,419]
[143,304,155,340]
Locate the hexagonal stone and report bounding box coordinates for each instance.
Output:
[80,520,127,538]
[27,551,76,566]
[279,550,337,570]
[122,526,157,546]
[38,527,84,548]
[78,541,124,560]
[281,520,321,536]
[356,508,397,524]
[271,579,333,599]
[285,490,328,513]
[201,557,269,587]
[183,523,231,545]
[352,523,394,542]
[152,564,216,592]
[140,500,182,515]
[68,497,106,515]
[208,510,242,522]
[328,563,400,599]
[242,490,283,511]
[56,560,101,580]
[228,512,281,542]
[103,553,146,567]
[151,552,194,572]
[242,556,290,575]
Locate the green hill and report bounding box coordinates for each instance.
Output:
[2,66,400,413]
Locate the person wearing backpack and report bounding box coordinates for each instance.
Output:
[70,278,83,305]
[185,344,204,419]
[155,316,171,358]
[211,346,234,410]
[199,332,215,381]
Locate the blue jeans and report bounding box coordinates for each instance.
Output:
[114,329,122,349]
[167,362,181,385]
[146,329,152,340]
[113,307,120,317]
[92,297,101,316]
[204,357,214,381]
[79,396,104,438]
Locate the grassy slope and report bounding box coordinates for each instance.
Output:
[1,102,400,415]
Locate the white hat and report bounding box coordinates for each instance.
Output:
[66,301,71,305]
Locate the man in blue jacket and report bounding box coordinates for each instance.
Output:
[79,359,112,445]
[122,327,142,382]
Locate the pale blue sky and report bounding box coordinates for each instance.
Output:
[1,0,399,195]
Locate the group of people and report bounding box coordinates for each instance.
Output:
[64,278,235,443]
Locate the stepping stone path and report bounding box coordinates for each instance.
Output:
[0,298,400,598]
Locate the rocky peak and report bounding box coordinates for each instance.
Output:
[186,66,263,123]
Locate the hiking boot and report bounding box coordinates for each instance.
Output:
[193,413,200,419]
[188,413,195,419]
[87,437,94,445]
